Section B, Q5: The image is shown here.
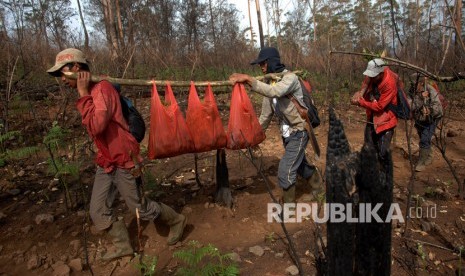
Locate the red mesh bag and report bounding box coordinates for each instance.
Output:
[226,83,265,149]
[186,82,227,152]
[148,83,194,159]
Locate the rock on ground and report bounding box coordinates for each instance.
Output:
[35,214,54,225]
[68,258,82,272]
[285,265,299,275]
[52,263,70,276]
[249,245,264,257]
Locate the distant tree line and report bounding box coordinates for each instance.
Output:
[0,0,463,89]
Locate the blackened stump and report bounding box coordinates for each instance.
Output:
[215,149,233,208]
[323,108,392,276]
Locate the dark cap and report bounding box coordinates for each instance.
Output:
[250,47,280,65]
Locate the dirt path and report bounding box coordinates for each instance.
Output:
[1,105,464,276]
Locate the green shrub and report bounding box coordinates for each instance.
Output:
[134,254,158,276]
[173,240,239,276]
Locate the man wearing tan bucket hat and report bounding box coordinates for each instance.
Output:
[47,48,187,260]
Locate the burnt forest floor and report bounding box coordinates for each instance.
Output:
[1,93,465,276]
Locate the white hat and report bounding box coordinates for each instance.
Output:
[363,58,386,78]
[47,48,89,77]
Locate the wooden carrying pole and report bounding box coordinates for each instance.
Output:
[329,51,465,82]
[62,71,303,87]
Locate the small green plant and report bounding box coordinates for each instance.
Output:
[134,254,158,276]
[416,242,427,270]
[144,170,159,191]
[412,194,424,209]
[443,180,452,189]
[43,121,80,209]
[0,130,40,167]
[424,186,437,198]
[265,232,277,244]
[417,243,426,261]
[43,121,68,151]
[173,240,239,276]
[144,170,165,199]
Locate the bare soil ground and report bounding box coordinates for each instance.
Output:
[1,95,465,276]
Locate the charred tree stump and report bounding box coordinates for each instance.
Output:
[354,126,393,276]
[215,149,233,208]
[324,109,392,276]
[326,109,358,275]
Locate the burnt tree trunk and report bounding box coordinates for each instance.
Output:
[324,109,392,275]
[215,149,233,208]
[326,109,357,275]
[354,125,392,275]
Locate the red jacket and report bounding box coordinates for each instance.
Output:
[358,67,398,134]
[76,80,141,173]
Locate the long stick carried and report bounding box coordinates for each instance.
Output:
[62,70,303,87]
[330,51,465,82]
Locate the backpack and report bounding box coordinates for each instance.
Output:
[298,78,320,128]
[120,96,146,143]
[388,84,412,120]
[111,83,146,143]
[428,81,448,110]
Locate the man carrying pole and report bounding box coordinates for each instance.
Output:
[229,47,322,204]
[47,48,187,260]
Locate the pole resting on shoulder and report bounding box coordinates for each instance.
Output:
[61,70,303,87]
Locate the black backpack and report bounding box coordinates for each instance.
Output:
[111,83,146,143]
[120,96,146,143]
[388,84,412,120]
[299,79,320,128]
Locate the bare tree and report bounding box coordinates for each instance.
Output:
[76,0,89,52]
[248,0,254,47]
[255,0,265,48]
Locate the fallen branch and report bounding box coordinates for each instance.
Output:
[62,70,303,87]
[329,51,465,82]
[403,237,455,253]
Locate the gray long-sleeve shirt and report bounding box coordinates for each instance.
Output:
[250,71,307,137]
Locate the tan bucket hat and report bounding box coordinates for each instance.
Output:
[47,48,89,77]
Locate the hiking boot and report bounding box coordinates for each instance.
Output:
[415,148,428,172]
[308,168,323,195]
[424,147,433,166]
[307,167,323,192]
[101,220,133,261]
[155,203,187,245]
[282,185,296,204]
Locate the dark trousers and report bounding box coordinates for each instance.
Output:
[278,130,316,189]
[415,120,437,149]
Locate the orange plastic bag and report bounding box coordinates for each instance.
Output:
[186,83,227,152]
[148,83,194,159]
[227,83,265,149]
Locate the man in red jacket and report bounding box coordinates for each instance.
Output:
[351,58,398,171]
[47,48,187,261]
